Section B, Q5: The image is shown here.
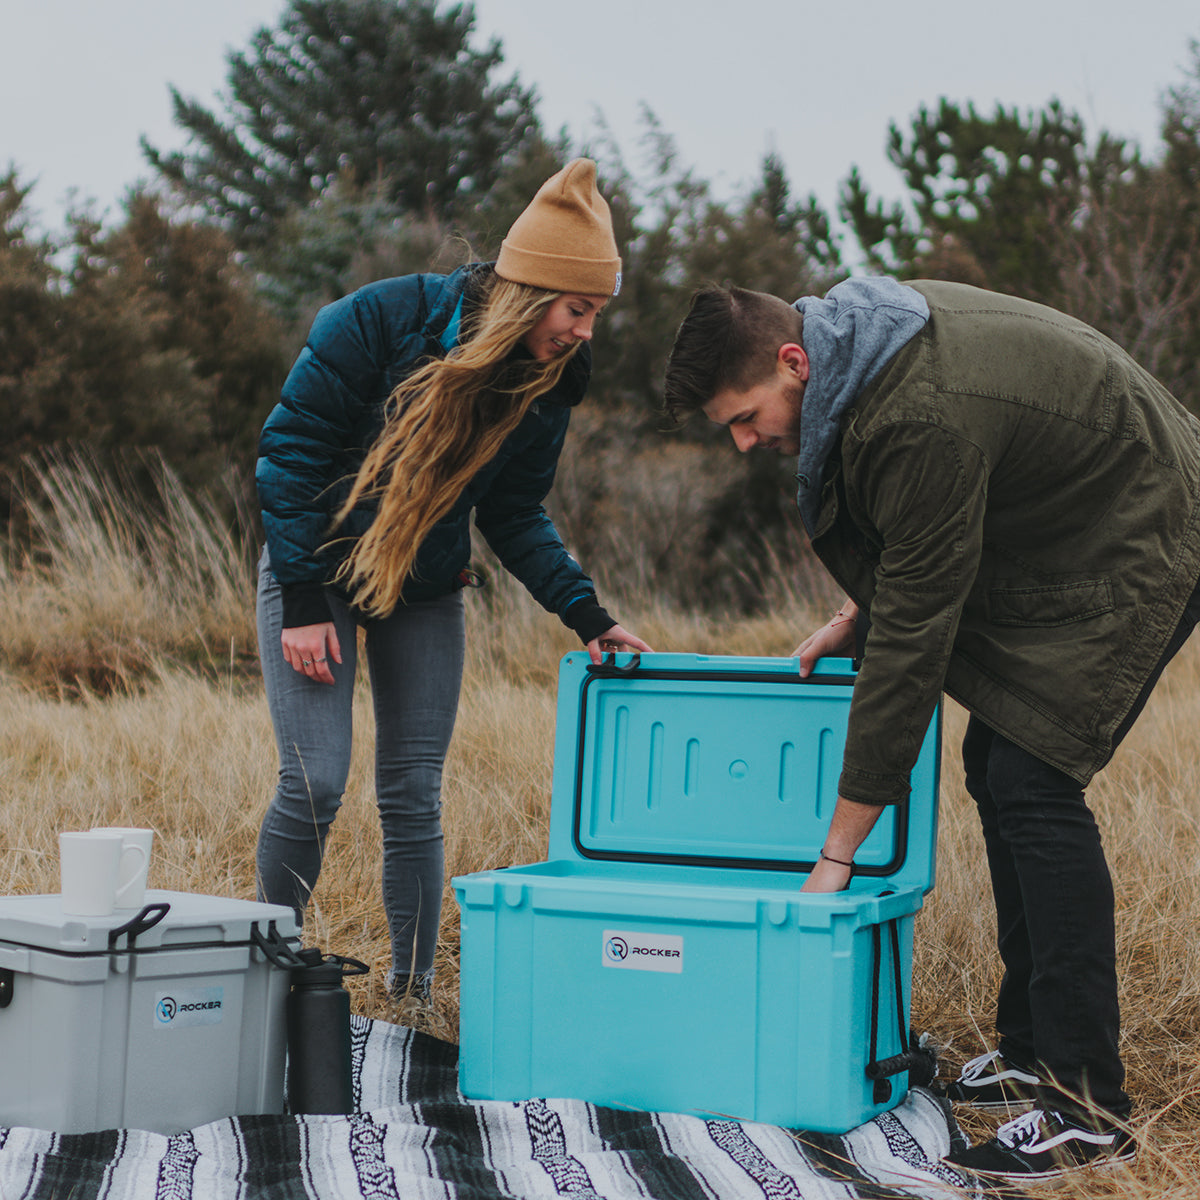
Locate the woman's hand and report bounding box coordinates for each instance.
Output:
[794,600,858,677]
[281,622,343,685]
[587,623,654,665]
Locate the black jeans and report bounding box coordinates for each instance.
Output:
[961,575,1200,1122]
[964,719,1128,1118]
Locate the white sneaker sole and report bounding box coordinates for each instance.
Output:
[953,1144,1137,1183]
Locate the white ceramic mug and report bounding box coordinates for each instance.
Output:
[90,826,154,908]
[59,831,145,917]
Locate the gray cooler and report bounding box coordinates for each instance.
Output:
[0,890,299,1133]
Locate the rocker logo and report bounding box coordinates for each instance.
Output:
[601,929,683,974]
[154,987,225,1029]
[604,936,628,962]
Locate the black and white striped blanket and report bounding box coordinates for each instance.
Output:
[0,1016,987,1199]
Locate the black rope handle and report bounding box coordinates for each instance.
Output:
[867,924,884,1100]
[865,919,919,1100]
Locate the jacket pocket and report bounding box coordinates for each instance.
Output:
[986,579,1114,627]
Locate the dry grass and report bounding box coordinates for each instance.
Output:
[4,458,1200,1197]
[909,661,1200,1198]
[1,450,258,693]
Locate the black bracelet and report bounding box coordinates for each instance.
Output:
[819,849,855,868]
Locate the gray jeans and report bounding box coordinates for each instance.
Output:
[255,550,465,987]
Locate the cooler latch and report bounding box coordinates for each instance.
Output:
[586,652,642,676]
[107,902,171,951]
[0,967,12,1009]
[249,922,307,968]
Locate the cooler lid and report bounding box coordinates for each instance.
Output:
[0,890,299,955]
[546,652,940,893]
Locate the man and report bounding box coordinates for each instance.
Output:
[663,278,1200,1183]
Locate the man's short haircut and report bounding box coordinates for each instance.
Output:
[663,284,804,425]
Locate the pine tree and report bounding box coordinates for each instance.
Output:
[1055,41,1200,407]
[840,99,1093,299]
[0,173,71,478]
[141,0,539,250]
[0,177,285,512]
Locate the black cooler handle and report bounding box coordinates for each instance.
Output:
[864,919,923,1101]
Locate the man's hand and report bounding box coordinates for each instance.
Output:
[801,855,854,893]
[795,599,857,677]
[801,794,882,893]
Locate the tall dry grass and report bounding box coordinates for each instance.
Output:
[2,449,259,693]
[3,456,1200,1197]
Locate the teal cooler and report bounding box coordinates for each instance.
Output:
[453,652,940,1133]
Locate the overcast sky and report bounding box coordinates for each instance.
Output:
[3,0,1197,238]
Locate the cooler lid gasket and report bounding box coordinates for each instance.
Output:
[565,656,939,883]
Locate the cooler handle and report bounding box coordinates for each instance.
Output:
[865,919,918,1099]
[107,902,170,950]
[865,1050,920,1081]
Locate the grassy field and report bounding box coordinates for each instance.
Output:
[3,456,1200,1198]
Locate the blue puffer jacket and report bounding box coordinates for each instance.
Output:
[256,263,610,638]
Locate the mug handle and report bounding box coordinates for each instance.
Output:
[113,843,148,905]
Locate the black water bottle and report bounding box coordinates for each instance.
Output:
[285,947,369,1114]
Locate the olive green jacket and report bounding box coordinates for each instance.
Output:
[809,281,1200,804]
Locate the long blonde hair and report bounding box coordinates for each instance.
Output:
[333,272,579,617]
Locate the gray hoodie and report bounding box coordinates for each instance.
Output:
[793,278,930,535]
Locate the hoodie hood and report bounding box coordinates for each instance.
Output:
[793,278,930,534]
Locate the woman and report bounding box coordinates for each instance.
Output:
[254,159,650,1000]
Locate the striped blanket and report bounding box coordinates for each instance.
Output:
[0,1016,987,1199]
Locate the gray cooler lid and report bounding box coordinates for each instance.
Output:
[0,890,298,954]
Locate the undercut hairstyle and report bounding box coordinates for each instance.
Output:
[663,285,804,425]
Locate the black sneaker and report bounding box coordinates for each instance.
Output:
[938,1049,1039,1113]
[945,1107,1136,1182]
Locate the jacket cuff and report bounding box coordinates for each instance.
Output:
[836,764,909,807]
[560,596,616,644]
[280,582,335,628]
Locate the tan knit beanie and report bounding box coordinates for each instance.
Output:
[496,158,622,297]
